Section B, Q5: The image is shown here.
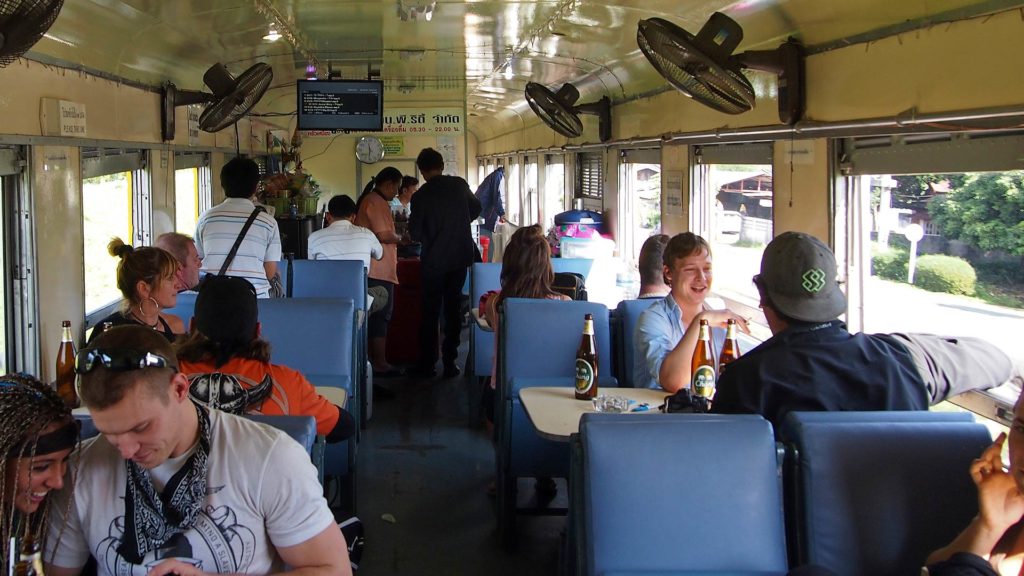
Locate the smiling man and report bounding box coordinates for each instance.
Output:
[633,232,748,391]
[45,325,351,576]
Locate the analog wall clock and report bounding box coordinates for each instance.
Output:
[355,136,385,164]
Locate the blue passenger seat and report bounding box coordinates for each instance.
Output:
[613,299,658,388]
[575,413,788,576]
[781,410,991,575]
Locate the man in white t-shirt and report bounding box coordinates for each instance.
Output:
[308,195,383,269]
[45,325,351,576]
[195,158,282,298]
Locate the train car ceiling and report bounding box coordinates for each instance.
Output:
[9,0,1024,147]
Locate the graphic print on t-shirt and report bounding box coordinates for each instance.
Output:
[187,372,274,414]
[96,490,259,575]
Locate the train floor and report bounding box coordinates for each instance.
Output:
[352,325,566,575]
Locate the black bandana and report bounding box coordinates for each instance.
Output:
[6,420,79,458]
[117,405,211,564]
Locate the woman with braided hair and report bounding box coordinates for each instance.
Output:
[0,374,78,569]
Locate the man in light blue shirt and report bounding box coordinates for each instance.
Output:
[633,233,748,391]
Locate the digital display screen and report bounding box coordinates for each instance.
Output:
[296,80,384,131]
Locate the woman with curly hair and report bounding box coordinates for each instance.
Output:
[0,374,78,570]
[90,238,185,344]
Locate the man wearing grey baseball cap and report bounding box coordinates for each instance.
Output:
[711,231,1019,428]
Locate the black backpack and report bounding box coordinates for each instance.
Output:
[552,272,588,301]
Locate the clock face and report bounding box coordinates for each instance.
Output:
[356,137,385,164]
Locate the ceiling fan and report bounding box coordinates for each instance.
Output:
[637,12,805,124]
[161,62,274,141]
[524,82,611,142]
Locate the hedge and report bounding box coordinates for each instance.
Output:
[871,249,908,282]
[914,254,977,296]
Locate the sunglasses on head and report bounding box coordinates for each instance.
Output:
[75,348,174,375]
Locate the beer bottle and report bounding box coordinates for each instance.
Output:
[10,530,43,576]
[719,318,742,373]
[574,313,599,401]
[690,318,716,399]
[54,320,77,409]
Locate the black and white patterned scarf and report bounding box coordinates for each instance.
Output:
[117,405,211,564]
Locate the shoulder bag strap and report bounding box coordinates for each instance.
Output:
[218,207,265,276]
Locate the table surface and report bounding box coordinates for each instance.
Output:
[519,386,668,441]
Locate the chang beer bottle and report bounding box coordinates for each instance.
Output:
[690,318,716,399]
[54,320,78,409]
[574,313,599,401]
[718,318,742,373]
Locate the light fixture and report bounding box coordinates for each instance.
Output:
[263,25,282,42]
[503,63,514,80]
[305,63,317,80]
[397,0,436,22]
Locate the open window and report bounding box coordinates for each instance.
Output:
[836,131,1024,425]
[691,143,773,339]
[618,148,662,269]
[81,147,151,320]
[174,152,211,235]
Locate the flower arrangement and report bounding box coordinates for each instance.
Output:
[261,131,321,216]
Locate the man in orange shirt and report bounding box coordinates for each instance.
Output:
[176,275,355,442]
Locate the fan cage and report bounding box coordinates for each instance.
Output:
[525,83,584,139]
[0,0,65,67]
[199,64,273,133]
[637,18,754,115]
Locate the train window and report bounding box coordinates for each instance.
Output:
[544,155,565,230]
[507,158,521,225]
[838,133,1024,362]
[524,156,539,226]
[174,153,211,235]
[577,152,604,213]
[692,144,773,338]
[81,148,150,315]
[618,148,662,268]
[0,148,17,373]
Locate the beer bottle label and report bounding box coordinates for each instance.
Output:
[575,359,595,394]
[691,365,716,398]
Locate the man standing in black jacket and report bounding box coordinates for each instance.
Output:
[409,148,482,378]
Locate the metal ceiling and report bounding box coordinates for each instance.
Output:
[20,0,1022,138]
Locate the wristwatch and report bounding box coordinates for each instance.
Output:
[355,136,385,164]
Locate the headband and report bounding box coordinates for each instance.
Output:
[7,420,79,458]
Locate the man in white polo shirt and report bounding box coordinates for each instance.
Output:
[194,158,282,298]
[308,195,383,269]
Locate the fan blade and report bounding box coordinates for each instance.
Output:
[637,17,754,115]
[198,63,273,133]
[525,82,583,138]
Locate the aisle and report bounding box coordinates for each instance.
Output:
[354,329,564,575]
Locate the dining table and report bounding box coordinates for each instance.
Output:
[519,386,668,442]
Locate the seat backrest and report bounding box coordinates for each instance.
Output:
[257,298,355,393]
[551,257,594,282]
[782,411,991,576]
[244,414,317,454]
[470,263,502,376]
[614,299,658,388]
[75,413,317,455]
[164,292,198,327]
[579,413,787,576]
[500,298,611,385]
[291,259,367,311]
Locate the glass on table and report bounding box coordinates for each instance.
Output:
[592,395,630,413]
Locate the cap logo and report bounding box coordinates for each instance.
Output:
[802,268,826,293]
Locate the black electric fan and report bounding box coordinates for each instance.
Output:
[525,82,611,142]
[0,0,65,67]
[637,12,804,124]
[161,62,273,140]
